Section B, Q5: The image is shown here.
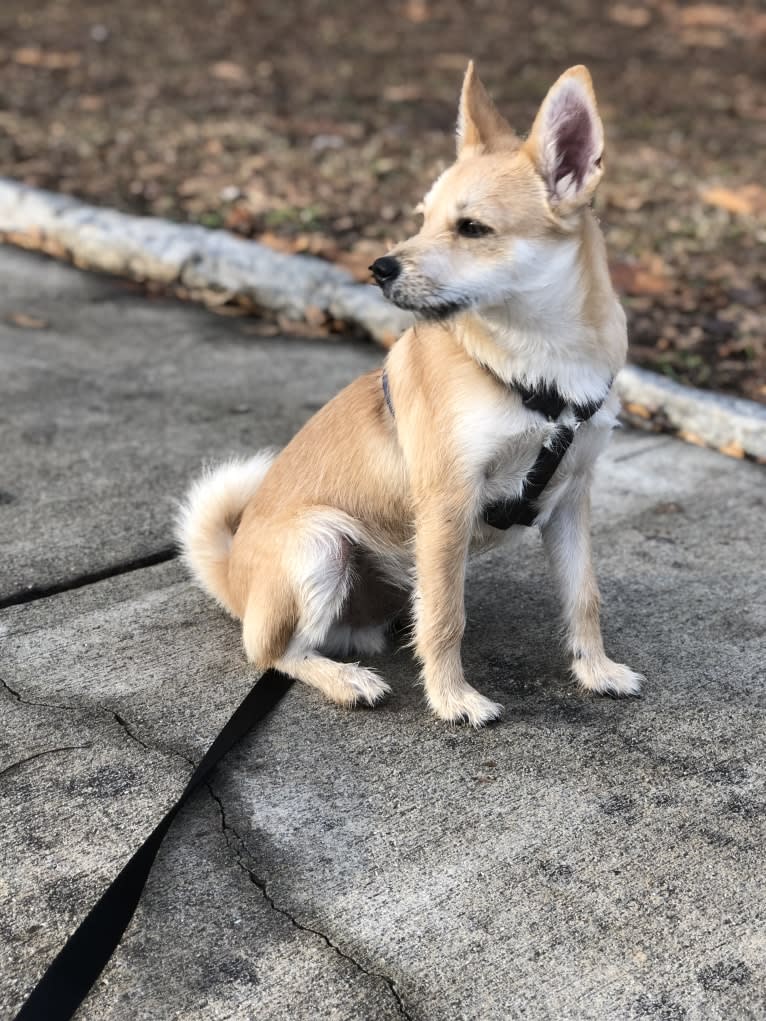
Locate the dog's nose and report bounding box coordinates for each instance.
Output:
[369,256,401,286]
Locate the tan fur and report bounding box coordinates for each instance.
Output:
[179,63,644,724]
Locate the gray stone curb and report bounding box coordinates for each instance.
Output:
[1,178,764,461]
[616,366,766,462]
[0,178,413,346]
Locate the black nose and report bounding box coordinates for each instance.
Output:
[369,256,401,286]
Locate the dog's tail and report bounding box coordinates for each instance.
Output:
[176,451,275,615]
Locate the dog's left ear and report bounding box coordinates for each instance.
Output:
[457,61,515,156]
[523,65,604,211]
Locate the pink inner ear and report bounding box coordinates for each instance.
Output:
[550,86,595,191]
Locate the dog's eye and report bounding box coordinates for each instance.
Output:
[456,218,493,238]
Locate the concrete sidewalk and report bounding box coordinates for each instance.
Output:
[1,247,764,1020]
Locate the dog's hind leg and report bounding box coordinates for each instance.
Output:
[242,509,391,707]
[274,648,390,706]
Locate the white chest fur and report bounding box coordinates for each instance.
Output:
[453,384,620,545]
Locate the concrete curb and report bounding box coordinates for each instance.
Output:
[1,178,764,462]
[0,178,413,346]
[616,366,766,461]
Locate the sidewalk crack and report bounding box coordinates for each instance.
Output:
[0,675,192,770]
[207,784,413,1021]
[0,743,91,782]
[0,546,177,609]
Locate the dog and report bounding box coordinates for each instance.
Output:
[178,62,644,726]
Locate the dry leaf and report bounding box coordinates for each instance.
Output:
[13,47,81,69]
[383,84,422,103]
[678,5,733,29]
[192,287,237,307]
[210,61,248,83]
[609,4,651,28]
[678,429,706,448]
[78,95,104,111]
[610,261,670,296]
[8,312,48,329]
[402,0,430,23]
[277,316,332,338]
[623,401,652,420]
[303,305,327,327]
[701,185,766,217]
[719,440,745,459]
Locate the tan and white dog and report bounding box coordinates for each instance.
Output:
[178,63,644,726]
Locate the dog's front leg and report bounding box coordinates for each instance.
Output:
[413,497,503,726]
[542,479,643,696]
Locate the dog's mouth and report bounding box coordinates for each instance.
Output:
[410,300,469,321]
[386,290,471,320]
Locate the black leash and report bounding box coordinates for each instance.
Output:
[13,669,294,1021]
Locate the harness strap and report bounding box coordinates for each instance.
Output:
[381,366,609,531]
[13,670,294,1021]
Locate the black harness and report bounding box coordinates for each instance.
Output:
[381,367,608,530]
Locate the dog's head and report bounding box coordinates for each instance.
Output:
[370,63,605,317]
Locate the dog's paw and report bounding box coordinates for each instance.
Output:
[338,665,392,707]
[428,683,504,728]
[573,656,644,697]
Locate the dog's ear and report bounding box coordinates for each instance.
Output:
[523,65,604,210]
[457,61,515,156]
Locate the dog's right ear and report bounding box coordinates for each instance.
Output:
[523,65,604,211]
[457,61,515,156]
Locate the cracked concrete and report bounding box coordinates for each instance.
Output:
[0,247,380,600]
[206,783,413,1021]
[2,245,765,1019]
[0,744,92,783]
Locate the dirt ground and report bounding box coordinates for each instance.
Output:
[0,0,764,402]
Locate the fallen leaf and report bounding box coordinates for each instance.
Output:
[701,185,766,217]
[8,312,48,329]
[678,4,734,29]
[191,287,237,308]
[609,4,651,28]
[402,0,430,23]
[210,61,248,83]
[78,95,104,111]
[13,47,81,69]
[277,315,333,338]
[383,84,423,103]
[303,305,327,327]
[623,401,652,420]
[678,429,706,448]
[680,27,728,47]
[610,261,670,296]
[719,440,745,459]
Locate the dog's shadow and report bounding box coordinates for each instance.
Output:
[361,554,575,722]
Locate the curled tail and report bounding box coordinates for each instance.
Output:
[176,451,275,614]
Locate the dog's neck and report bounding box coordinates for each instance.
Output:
[450,215,626,404]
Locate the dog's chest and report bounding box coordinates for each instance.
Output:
[454,390,617,530]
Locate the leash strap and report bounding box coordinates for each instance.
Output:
[13,669,294,1021]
